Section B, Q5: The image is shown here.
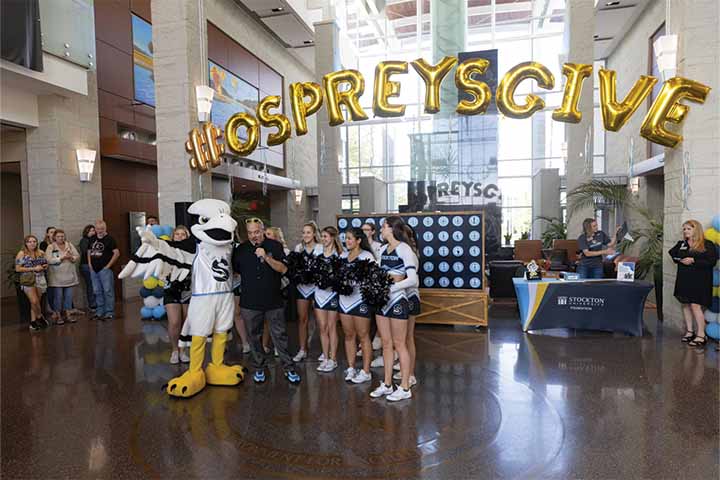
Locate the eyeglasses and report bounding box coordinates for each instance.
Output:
[245,217,263,225]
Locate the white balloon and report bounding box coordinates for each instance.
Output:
[143,296,162,308]
[704,310,718,323]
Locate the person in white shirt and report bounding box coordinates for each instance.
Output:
[369,216,418,402]
[291,221,320,362]
[314,226,344,373]
[338,227,376,384]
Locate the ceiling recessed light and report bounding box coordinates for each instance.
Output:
[605,1,620,6]
[241,184,247,187]
[303,40,314,45]
[271,7,284,12]
[593,34,599,39]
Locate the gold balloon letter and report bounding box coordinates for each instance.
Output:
[411,56,458,114]
[322,70,369,127]
[552,63,593,124]
[455,59,492,115]
[372,61,408,118]
[202,122,224,168]
[225,112,260,157]
[257,95,292,147]
[186,127,209,172]
[640,77,711,148]
[289,82,323,136]
[496,62,554,119]
[598,69,657,132]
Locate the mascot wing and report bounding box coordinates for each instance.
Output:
[119,228,194,283]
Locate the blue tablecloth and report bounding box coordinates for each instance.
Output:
[513,277,653,336]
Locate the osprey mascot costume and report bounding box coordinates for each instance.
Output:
[120,199,246,398]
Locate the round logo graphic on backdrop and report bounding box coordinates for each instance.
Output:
[423,217,434,227]
[408,217,418,227]
[438,216,449,227]
[439,277,450,288]
[423,277,435,287]
[339,233,346,243]
[423,231,434,242]
[452,246,464,257]
[469,262,481,273]
[469,246,481,257]
[423,246,434,257]
[469,230,481,242]
[438,246,450,257]
[438,231,449,242]
[469,215,481,226]
[452,216,463,226]
[453,262,464,273]
[379,218,386,229]
[423,262,435,272]
[338,218,348,229]
[365,218,376,224]
[452,231,464,242]
[453,277,464,288]
[439,262,450,273]
[470,277,482,288]
[351,218,362,228]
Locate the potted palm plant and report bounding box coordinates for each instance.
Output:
[534,216,567,249]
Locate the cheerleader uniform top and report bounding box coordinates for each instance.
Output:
[406,248,420,300]
[339,249,376,312]
[314,245,342,308]
[379,242,419,308]
[294,242,321,298]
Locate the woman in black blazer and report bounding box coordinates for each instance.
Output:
[668,220,718,348]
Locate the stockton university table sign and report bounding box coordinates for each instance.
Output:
[187,56,712,172]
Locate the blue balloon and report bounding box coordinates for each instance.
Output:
[712,214,720,232]
[151,225,164,237]
[140,307,154,318]
[152,287,165,298]
[706,322,720,341]
[714,268,720,287]
[162,225,174,237]
[152,305,166,319]
[139,287,153,298]
[711,297,720,314]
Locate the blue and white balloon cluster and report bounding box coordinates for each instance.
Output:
[704,214,720,340]
[138,224,174,320]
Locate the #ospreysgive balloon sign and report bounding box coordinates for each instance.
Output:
[187,56,712,172]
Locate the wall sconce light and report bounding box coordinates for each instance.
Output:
[654,34,678,81]
[195,85,215,123]
[76,148,97,182]
[292,188,303,206]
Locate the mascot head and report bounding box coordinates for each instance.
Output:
[188,199,237,246]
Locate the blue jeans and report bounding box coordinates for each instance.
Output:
[80,264,96,309]
[577,264,604,279]
[51,286,75,312]
[91,268,115,317]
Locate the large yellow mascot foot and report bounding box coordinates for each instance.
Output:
[205,332,247,386]
[167,336,207,398]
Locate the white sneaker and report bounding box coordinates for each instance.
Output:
[169,350,180,364]
[325,359,338,372]
[242,343,251,354]
[180,350,190,363]
[387,386,412,402]
[392,372,417,387]
[393,361,400,371]
[344,367,356,381]
[293,350,307,362]
[318,353,326,362]
[372,336,382,350]
[274,348,279,357]
[316,360,328,372]
[370,356,384,368]
[370,382,394,398]
[393,371,402,381]
[356,349,363,357]
[351,369,372,384]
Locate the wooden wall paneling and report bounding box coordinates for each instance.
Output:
[98,90,134,124]
[94,0,132,54]
[133,103,156,132]
[96,42,134,100]
[130,0,151,22]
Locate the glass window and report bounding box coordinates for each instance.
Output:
[501,207,533,242]
[498,178,532,207]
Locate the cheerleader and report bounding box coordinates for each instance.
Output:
[339,227,376,383]
[314,226,344,372]
[164,226,193,364]
[392,224,419,387]
[292,221,320,362]
[370,216,418,402]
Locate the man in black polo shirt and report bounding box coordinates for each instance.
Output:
[232,218,300,384]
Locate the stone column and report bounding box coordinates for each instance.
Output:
[314,20,343,229]
[24,72,102,242]
[662,0,720,328]
[151,0,212,224]
[563,0,595,237]
[532,168,561,240]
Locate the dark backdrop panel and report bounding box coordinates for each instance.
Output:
[337,212,485,290]
[1,0,43,71]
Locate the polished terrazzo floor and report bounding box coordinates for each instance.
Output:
[1,299,718,479]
